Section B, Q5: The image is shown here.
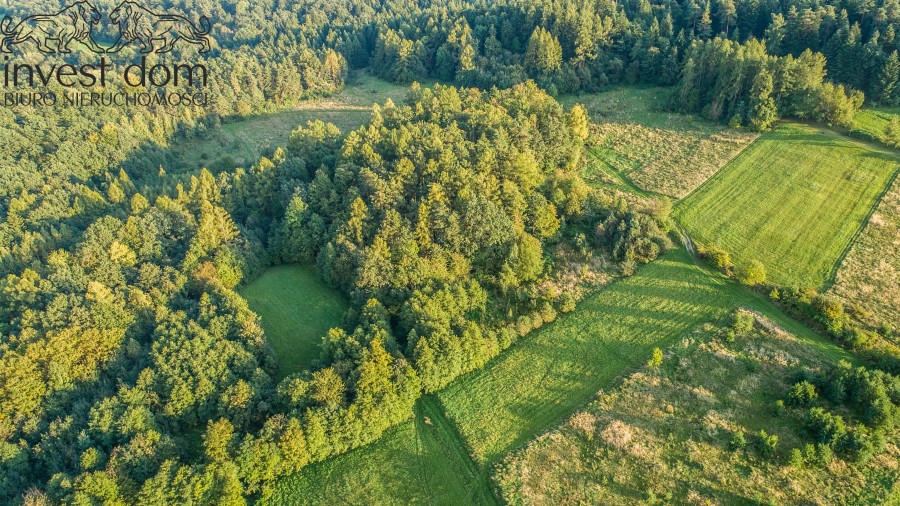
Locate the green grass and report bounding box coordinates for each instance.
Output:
[850,107,900,146]
[170,72,414,171]
[562,87,756,198]
[830,174,900,328]
[268,249,849,504]
[240,265,347,378]
[436,248,847,466]
[675,123,899,289]
[265,396,493,506]
[496,314,898,505]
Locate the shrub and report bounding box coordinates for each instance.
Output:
[841,427,884,465]
[814,443,833,466]
[732,311,754,335]
[806,407,847,446]
[788,448,804,467]
[756,429,779,458]
[773,399,785,416]
[814,295,846,322]
[787,381,818,407]
[540,302,558,324]
[720,328,737,343]
[800,443,833,467]
[700,245,732,272]
[647,347,663,368]
[557,293,577,313]
[737,259,766,286]
[730,430,747,451]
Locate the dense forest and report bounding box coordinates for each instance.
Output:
[2,0,900,503]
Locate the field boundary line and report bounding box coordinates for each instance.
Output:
[824,165,900,291]
[488,313,736,483]
[673,128,764,210]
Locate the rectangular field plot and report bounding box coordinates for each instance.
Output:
[676,123,898,289]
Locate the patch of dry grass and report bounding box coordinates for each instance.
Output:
[496,314,899,505]
[563,87,757,198]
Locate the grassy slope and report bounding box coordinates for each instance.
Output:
[496,315,899,505]
[675,123,899,289]
[256,88,891,503]
[562,87,756,198]
[171,73,413,171]
[239,265,347,378]
[268,249,848,503]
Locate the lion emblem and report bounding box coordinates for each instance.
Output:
[107,1,211,54]
[1,1,103,54]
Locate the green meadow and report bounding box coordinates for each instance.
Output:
[266,396,496,506]
[240,265,347,378]
[171,73,414,171]
[850,107,900,146]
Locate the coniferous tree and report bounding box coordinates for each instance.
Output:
[526,27,564,74]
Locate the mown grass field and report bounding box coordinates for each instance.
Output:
[562,87,756,198]
[171,73,413,171]
[676,123,899,289]
[496,314,898,505]
[240,265,347,378]
[267,249,848,503]
[831,175,900,328]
